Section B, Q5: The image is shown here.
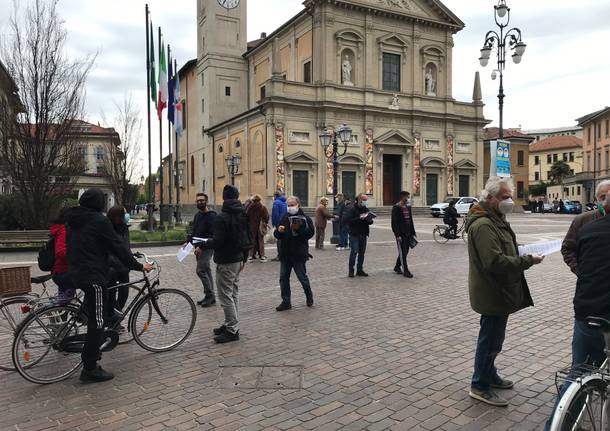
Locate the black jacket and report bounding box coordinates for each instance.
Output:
[391,204,416,237]
[573,216,610,321]
[334,201,346,222]
[444,206,459,224]
[189,210,217,249]
[108,222,131,276]
[344,203,373,236]
[274,209,315,262]
[205,199,247,265]
[67,207,143,286]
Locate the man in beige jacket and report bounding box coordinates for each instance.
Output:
[561,180,610,273]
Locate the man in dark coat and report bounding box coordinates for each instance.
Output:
[189,193,217,307]
[444,200,459,239]
[344,193,374,277]
[67,188,152,382]
[274,196,315,311]
[391,191,416,278]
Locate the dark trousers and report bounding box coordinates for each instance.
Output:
[394,235,411,271]
[339,223,349,248]
[448,222,458,238]
[81,284,110,371]
[107,271,129,312]
[52,272,76,305]
[315,226,326,248]
[349,234,367,272]
[279,259,312,305]
[544,319,606,430]
[471,315,509,391]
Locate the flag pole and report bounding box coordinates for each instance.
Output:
[167,44,174,229]
[175,58,181,225]
[158,26,164,230]
[145,4,153,232]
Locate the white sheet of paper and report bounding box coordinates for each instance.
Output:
[192,237,208,244]
[518,239,562,257]
[177,242,194,262]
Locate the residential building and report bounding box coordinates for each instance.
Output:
[576,106,610,202]
[528,135,583,184]
[0,58,21,195]
[523,125,582,143]
[195,0,488,207]
[483,128,533,207]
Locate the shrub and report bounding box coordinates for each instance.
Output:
[0,194,24,230]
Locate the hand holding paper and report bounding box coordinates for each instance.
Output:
[518,239,561,257]
[177,242,194,262]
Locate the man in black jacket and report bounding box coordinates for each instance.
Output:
[67,189,152,382]
[391,191,416,278]
[189,193,217,307]
[344,193,374,277]
[202,185,248,344]
[444,200,459,239]
[545,193,610,430]
[274,196,315,311]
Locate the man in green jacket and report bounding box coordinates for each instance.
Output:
[467,177,544,407]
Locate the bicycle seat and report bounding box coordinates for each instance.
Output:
[586,316,610,331]
[31,274,53,284]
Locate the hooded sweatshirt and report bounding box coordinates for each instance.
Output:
[66,189,143,286]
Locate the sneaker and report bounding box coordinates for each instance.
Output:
[247,257,255,263]
[404,270,413,279]
[356,270,369,277]
[196,299,206,306]
[306,296,314,307]
[394,267,403,275]
[214,331,239,344]
[348,270,355,278]
[335,247,343,251]
[469,388,509,407]
[491,376,514,390]
[260,256,268,263]
[271,256,280,262]
[200,298,216,308]
[276,302,292,311]
[213,325,227,335]
[80,366,114,383]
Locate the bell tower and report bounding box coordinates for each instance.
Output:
[197,0,248,128]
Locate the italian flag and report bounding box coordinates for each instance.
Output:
[157,33,168,119]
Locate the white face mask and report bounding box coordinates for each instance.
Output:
[406,198,412,207]
[361,200,369,208]
[498,198,515,215]
[287,206,299,215]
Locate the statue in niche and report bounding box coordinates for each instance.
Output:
[389,94,400,110]
[425,67,436,96]
[342,54,353,86]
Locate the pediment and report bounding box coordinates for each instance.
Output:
[454,159,478,169]
[339,153,365,165]
[421,156,446,168]
[284,151,318,164]
[375,129,414,146]
[377,33,410,49]
[336,29,364,43]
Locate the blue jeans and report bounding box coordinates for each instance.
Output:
[280,259,312,305]
[544,319,606,430]
[348,234,367,272]
[339,223,349,248]
[471,315,509,391]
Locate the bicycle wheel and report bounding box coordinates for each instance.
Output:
[131,289,196,353]
[117,285,152,345]
[550,376,610,431]
[12,304,84,384]
[433,226,450,244]
[0,296,30,371]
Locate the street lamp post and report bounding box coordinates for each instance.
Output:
[478,0,526,140]
[225,154,241,186]
[320,123,352,245]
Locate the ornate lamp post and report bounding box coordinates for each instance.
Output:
[320,123,352,244]
[225,154,241,186]
[479,0,526,140]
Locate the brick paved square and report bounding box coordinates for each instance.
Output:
[0,214,583,429]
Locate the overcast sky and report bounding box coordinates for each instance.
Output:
[1,0,609,177]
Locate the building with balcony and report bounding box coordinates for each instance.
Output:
[196,0,488,207]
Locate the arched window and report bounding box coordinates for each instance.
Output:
[235,139,241,148]
[190,155,195,185]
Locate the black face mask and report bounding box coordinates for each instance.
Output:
[197,203,207,210]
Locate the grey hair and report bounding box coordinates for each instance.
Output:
[287,195,301,206]
[480,177,514,201]
[596,180,610,198]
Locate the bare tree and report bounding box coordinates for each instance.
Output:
[101,93,142,207]
[0,0,96,228]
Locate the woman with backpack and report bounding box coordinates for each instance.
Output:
[49,207,76,303]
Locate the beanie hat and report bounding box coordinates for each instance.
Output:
[79,188,105,212]
[223,184,239,200]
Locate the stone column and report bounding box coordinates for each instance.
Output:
[413,132,421,195]
[274,123,286,193]
[365,128,374,195]
[446,134,454,196]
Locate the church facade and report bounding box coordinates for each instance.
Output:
[197,0,488,207]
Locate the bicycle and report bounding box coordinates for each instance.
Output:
[11,253,197,384]
[548,316,610,430]
[433,217,468,244]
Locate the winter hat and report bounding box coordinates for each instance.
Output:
[223,185,239,200]
[79,188,105,212]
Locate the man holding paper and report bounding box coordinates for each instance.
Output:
[188,193,217,307]
[466,177,544,407]
[344,193,375,278]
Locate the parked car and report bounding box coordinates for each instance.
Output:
[585,202,596,212]
[430,197,479,217]
[562,200,582,214]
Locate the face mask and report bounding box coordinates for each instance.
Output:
[361,200,369,208]
[498,198,514,215]
[197,203,207,210]
[287,206,299,215]
[406,198,412,207]
[598,202,606,216]
[124,213,130,224]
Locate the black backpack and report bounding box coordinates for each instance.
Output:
[37,236,55,272]
[230,212,254,257]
